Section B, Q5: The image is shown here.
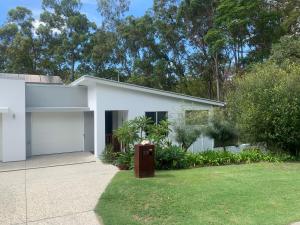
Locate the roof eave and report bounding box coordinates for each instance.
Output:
[70,75,225,107]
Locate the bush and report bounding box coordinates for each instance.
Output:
[155,145,189,170]
[113,116,171,151]
[101,145,119,164]
[187,148,293,167]
[104,144,295,171]
[204,109,238,150]
[227,62,300,156]
[114,151,134,170]
[174,125,202,151]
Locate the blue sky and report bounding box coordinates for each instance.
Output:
[0,0,153,26]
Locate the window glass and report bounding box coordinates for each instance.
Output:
[145,112,156,124]
[157,111,168,124]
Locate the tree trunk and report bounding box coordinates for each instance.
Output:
[214,53,220,101]
[71,53,75,82]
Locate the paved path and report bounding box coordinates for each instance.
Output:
[0,152,118,225]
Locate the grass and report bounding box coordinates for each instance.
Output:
[96,163,300,225]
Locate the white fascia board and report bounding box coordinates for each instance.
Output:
[70,76,225,107]
[0,107,9,113]
[26,107,91,112]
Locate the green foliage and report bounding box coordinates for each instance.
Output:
[114,151,134,170]
[113,120,139,152]
[185,110,209,126]
[101,144,133,170]
[186,149,293,168]
[101,144,119,164]
[270,35,300,65]
[147,120,171,148]
[0,6,37,74]
[204,109,238,150]
[227,62,300,155]
[175,77,216,99]
[155,145,189,170]
[114,116,171,151]
[174,118,202,151]
[0,0,296,100]
[132,116,152,140]
[39,0,96,81]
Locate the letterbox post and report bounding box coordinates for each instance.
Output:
[134,144,155,178]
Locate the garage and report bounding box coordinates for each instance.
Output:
[31,112,84,156]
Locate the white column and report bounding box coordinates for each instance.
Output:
[94,108,105,157]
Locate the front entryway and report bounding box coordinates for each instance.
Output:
[105,110,128,151]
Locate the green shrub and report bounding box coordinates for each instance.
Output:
[101,145,119,164]
[155,145,189,170]
[186,148,294,168]
[174,125,202,151]
[113,116,171,151]
[227,62,300,156]
[104,144,296,171]
[204,109,238,150]
[114,151,134,170]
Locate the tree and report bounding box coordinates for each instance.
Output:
[227,62,300,155]
[174,125,202,151]
[97,0,130,30]
[38,0,96,81]
[174,111,202,151]
[270,35,300,65]
[175,76,214,99]
[79,29,119,78]
[204,109,238,151]
[204,28,226,100]
[279,0,300,35]
[178,0,218,99]
[0,7,40,74]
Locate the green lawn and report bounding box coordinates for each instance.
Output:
[96,163,300,225]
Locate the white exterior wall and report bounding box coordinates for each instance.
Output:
[0,114,2,161]
[90,83,214,157]
[0,79,26,162]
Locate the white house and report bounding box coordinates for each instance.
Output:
[0,73,224,162]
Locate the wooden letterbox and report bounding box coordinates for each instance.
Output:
[134,144,155,178]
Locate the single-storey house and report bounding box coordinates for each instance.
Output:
[0,73,224,162]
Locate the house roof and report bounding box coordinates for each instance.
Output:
[70,75,225,107]
[0,73,63,84]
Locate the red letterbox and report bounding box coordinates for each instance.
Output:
[134,144,155,178]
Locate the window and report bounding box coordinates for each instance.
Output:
[185,110,209,126]
[145,111,168,125]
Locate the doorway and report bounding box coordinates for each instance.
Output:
[105,110,128,151]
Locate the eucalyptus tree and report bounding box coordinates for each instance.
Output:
[0,7,40,73]
[97,0,130,30]
[38,0,96,81]
[177,0,220,99]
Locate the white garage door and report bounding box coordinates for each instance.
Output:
[31,112,84,156]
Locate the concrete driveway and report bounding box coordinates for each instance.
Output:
[0,152,118,225]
